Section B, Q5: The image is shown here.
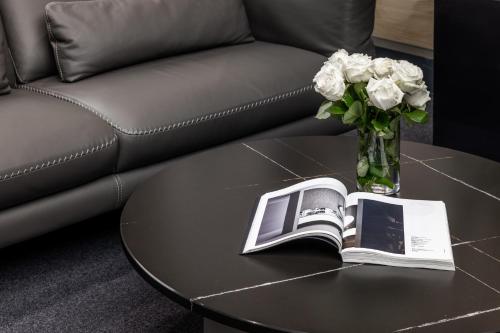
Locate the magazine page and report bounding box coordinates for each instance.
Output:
[342,193,453,265]
[241,178,348,254]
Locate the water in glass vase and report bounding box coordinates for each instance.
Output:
[356,119,400,195]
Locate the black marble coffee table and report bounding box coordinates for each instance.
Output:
[121,136,500,333]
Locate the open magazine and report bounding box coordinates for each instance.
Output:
[242,178,454,271]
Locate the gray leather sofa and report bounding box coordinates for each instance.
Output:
[0,0,375,248]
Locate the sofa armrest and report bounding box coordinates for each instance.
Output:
[243,0,376,57]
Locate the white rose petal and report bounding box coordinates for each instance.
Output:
[327,49,350,71]
[405,85,431,109]
[391,60,424,93]
[402,80,427,94]
[366,77,404,111]
[313,64,346,102]
[371,57,394,79]
[344,53,373,83]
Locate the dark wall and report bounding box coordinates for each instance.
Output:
[434,0,500,161]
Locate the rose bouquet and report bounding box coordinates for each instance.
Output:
[314,49,430,194]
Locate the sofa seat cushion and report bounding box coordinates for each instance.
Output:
[26,42,326,171]
[0,89,118,210]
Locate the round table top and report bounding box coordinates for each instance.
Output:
[121,136,500,333]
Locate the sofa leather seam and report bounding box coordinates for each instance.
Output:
[17,84,121,131]
[112,175,119,208]
[128,84,316,137]
[116,175,123,207]
[0,135,118,182]
[6,47,27,84]
[44,8,66,82]
[112,175,122,208]
[17,84,315,136]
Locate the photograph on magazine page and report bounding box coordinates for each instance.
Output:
[255,186,346,246]
[297,188,345,234]
[256,192,300,245]
[356,199,405,254]
[342,204,358,249]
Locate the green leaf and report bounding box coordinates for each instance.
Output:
[381,129,395,140]
[329,100,347,115]
[402,114,413,127]
[357,175,373,188]
[386,140,398,158]
[404,109,429,124]
[315,101,333,119]
[372,119,386,132]
[372,112,393,138]
[342,86,355,107]
[371,111,389,129]
[357,157,369,177]
[374,176,395,189]
[342,101,362,124]
[389,117,400,131]
[369,164,385,178]
[389,106,402,115]
[378,112,390,126]
[358,176,395,190]
[353,82,368,101]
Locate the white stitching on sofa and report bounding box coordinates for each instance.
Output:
[17,84,122,130]
[0,135,118,182]
[17,84,315,136]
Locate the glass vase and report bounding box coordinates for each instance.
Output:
[356,117,401,195]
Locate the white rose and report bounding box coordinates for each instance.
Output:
[313,63,346,102]
[405,85,431,109]
[371,57,394,79]
[344,53,373,83]
[327,49,350,71]
[391,60,424,93]
[366,77,404,111]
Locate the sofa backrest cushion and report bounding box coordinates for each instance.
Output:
[0,19,11,95]
[243,0,376,57]
[45,0,254,82]
[0,0,74,83]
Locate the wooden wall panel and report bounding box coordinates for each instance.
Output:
[374,0,434,50]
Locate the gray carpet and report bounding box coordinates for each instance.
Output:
[0,211,203,333]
